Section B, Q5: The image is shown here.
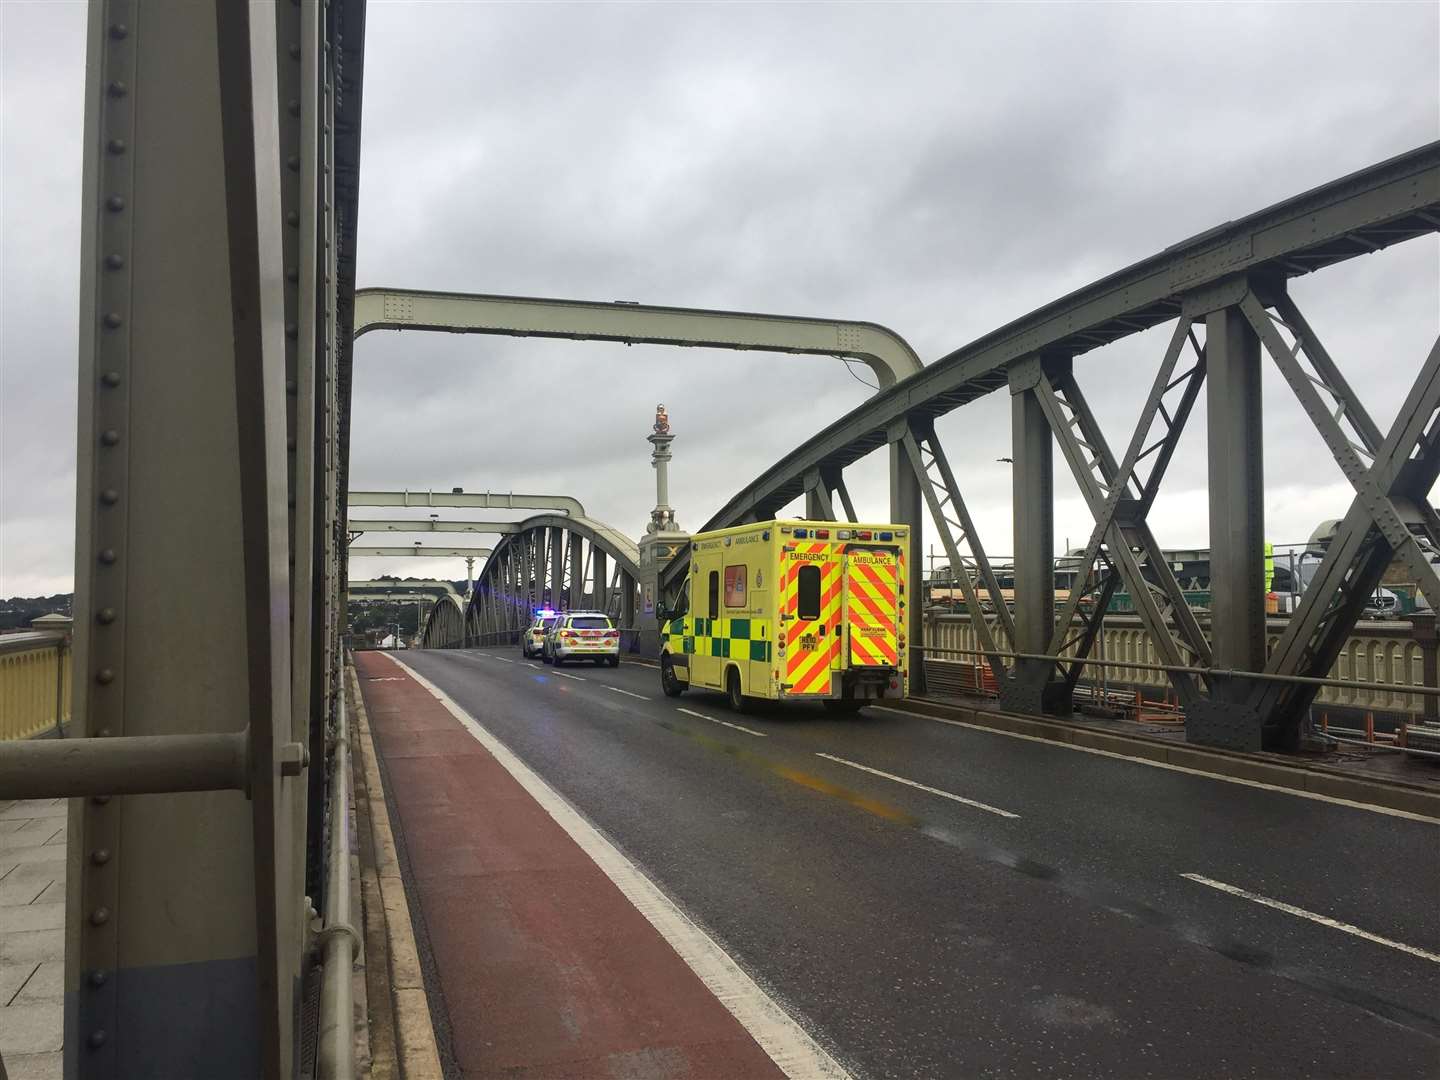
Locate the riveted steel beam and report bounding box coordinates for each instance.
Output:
[354,288,924,390]
[349,488,585,516]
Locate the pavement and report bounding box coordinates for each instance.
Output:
[367,646,1440,1079]
[0,798,66,1080]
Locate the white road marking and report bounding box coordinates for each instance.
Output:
[492,656,515,664]
[552,670,586,681]
[867,706,1440,825]
[1181,873,1440,964]
[382,654,850,1079]
[814,753,1019,819]
[677,707,768,738]
[605,686,652,701]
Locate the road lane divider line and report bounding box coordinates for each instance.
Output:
[492,656,515,664]
[552,671,586,682]
[677,707,768,738]
[814,753,1019,819]
[1180,873,1440,964]
[605,686,652,701]
[382,654,851,1080]
[867,706,1440,825]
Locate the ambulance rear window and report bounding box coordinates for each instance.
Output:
[797,565,821,620]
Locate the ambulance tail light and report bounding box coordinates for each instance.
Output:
[815,529,830,539]
[857,530,872,540]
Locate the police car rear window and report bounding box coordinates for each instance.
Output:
[569,616,611,629]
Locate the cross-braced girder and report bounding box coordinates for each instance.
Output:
[1235,288,1440,743]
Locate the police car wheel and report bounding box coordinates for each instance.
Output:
[660,655,686,697]
[608,656,620,668]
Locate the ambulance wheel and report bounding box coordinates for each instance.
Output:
[823,698,864,714]
[726,669,752,714]
[661,654,687,697]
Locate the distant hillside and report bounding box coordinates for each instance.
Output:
[0,593,73,631]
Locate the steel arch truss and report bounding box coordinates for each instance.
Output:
[417,514,642,650]
[664,144,1439,751]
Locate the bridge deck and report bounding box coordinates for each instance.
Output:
[368,646,1439,1079]
[354,651,787,1078]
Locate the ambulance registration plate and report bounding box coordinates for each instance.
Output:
[800,634,818,651]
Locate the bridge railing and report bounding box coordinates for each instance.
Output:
[0,631,72,741]
[922,612,1438,720]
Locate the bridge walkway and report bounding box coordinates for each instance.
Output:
[359,647,1438,1079]
[0,797,66,1079]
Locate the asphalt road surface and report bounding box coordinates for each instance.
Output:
[397,647,1440,1080]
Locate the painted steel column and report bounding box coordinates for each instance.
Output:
[1009,363,1056,711]
[888,434,924,692]
[1206,306,1267,677]
[550,527,565,611]
[67,1,300,1073]
[569,534,584,608]
[620,570,637,643]
[593,549,608,610]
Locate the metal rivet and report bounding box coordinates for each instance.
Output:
[107,80,127,98]
[287,436,297,451]
[288,43,301,60]
[285,267,299,283]
[96,728,112,739]
[108,23,127,39]
[286,211,299,227]
[88,1030,107,1050]
[101,430,120,446]
[97,608,116,625]
[96,668,115,685]
[89,970,108,988]
[286,155,300,172]
[287,99,301,117]
[285,323,298,339]
[107,139,126,155]
[103,312,122,329]
[92,795,111,805]
[106,195,125,212]
[101,371,122,388]
[104,253,124,270]
[90,907,111,926]
[100,489,119,506]
[286,379,298,395]
[91,849,111,865]
[98,548,117,564]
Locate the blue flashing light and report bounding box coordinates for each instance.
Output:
[535,608,556,618]
[794,528,809,538]
[879,531,894,541]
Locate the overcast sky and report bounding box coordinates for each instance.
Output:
[2,1,1437,596]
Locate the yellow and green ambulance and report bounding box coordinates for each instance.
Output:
[657,520,911,712]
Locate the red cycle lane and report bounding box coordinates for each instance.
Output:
[354,651,785,1079]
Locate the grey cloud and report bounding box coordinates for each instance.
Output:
[3,2,1437,593]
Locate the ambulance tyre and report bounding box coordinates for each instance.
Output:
[661,654,687,697]
[726,668,752,714]
[823,698,863,714]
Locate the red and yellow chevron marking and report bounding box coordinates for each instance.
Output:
[846,552,899,667]
[781,545,842,694]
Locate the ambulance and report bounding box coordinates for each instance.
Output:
[657,520,911,712]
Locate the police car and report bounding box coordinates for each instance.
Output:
[542,611,621,666]
[521,610,560,658]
